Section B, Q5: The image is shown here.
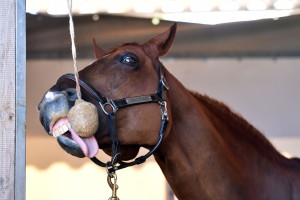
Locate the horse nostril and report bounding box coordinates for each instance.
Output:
[63,88,78,100]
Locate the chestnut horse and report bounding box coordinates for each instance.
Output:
[38,24,300,199]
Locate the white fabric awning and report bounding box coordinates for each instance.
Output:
[26,0,300,25]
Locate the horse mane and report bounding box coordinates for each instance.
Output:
[189,91,286,161]
[190,91,260,135]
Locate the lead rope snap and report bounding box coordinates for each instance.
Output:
[107,172,120,200]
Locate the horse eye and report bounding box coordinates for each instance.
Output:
[122,56,138,65]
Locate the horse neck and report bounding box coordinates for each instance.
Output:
[154,69,297,199]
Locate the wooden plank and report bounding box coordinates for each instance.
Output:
[0,0,16,199]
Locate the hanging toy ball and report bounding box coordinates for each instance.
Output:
[67,99,99,138]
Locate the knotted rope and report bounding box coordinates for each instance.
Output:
[66,0,81,100]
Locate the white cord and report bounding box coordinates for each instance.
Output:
[66,0,82,100]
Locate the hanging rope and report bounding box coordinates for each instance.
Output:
[66,0,82,100]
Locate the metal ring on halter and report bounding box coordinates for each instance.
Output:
[106,162,118,175]
[100,100,118,115]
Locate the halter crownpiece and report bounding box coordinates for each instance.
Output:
[56,62,169,173]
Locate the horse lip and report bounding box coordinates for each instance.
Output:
[57,134,85,158]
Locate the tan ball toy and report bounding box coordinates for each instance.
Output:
[67,99,99,138]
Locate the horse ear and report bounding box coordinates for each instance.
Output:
[144,23,177,58]
[93,39,106,59]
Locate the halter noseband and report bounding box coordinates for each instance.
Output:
[56,62,169,173]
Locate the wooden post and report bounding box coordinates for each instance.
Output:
[0,0,26,199]
[0,0,16,198]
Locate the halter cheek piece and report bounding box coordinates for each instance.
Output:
[56,62,169,173]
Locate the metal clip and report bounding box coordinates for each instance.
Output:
[159,101,169,121]
[107,173,120,200]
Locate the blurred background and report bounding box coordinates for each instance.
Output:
[26,0,300,199]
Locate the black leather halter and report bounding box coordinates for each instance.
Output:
[56,62,169,173]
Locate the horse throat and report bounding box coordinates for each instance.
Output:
[153,70,297,200]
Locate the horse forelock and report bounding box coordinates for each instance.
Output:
[121,42,141,47]
[99,42,142,58]
[108,42,142,52]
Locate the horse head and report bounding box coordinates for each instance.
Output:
[38,24,176,162]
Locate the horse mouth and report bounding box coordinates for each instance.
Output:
[51,117,99,158]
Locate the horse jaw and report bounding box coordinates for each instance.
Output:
[102,145,140,161]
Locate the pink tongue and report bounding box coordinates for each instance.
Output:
[69,126,99,158]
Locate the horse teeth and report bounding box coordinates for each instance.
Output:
[52,121,71,137]
[62,124,69,132]
[53,130,58,137]
[52,124,70,137]
[59,127,63,134]
[53,129,60,137]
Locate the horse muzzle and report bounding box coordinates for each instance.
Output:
[38,88,99,158]
[38,90,72,134]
